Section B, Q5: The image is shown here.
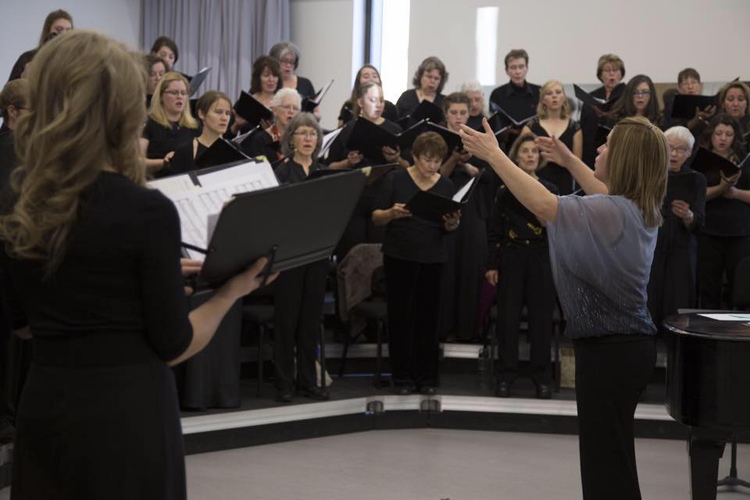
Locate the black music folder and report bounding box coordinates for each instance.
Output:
[666,172,698,205]
[302,79,334,112]
[182,67,211,97]
[234,91,274,126]
[197,170,366,288]
[346,119,408,159]
[405,168,485,224]
[488,102,537,127]
[691,147,741,186]
[573,84,617,112]
[196,138,250,169]
[396,99,445,128]
[671,94,719,120]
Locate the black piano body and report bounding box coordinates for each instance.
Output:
[664,313,750,500]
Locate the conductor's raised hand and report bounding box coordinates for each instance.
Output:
[458,118,500,161]
[536,136,575,168]
[221,257,279,301]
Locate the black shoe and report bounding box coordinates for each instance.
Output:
[297,385,330,401]
[419,386,437,396]
[276,391,293,403]
[496,381,511,398]
[536,384,552,400]
[394,385,415,396]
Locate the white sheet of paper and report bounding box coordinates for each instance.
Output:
[698,313,750,321]
[452,176,476,202]
[149,160,278,260]
[319,127,344,159]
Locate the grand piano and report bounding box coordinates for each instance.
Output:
[664,313,750,500]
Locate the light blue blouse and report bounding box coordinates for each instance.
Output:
[546,194,658,339]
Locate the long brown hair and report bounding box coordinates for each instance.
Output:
[38,9,73,47]
[0,30,147,274]
[606,116,669,228]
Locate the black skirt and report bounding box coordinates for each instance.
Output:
[11,334,186,499]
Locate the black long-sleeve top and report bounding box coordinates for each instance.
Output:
[580,83,625,168]
[0,172,194,362]
[656,166,707,253]
[375,169,455,263]
[275,159,324,184]
[488,80,540,128]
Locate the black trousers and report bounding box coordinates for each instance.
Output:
[273,260,328,391]
[574,335,656,500]
[384,255,442,388]
[697,233,750,309]
[495,244,556,384]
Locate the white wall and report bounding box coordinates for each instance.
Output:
[291,0,355,130]
[407,0,750,93]
[0,0,141,83]
[291,0,750,126]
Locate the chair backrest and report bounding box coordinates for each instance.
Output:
[336,243,383,321]
[732,256,750,310]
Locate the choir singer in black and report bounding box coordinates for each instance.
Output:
[485,133,558,398]
[461,116,668,500]
[0,30,276,498]
[372,132,460,395]
[647,126,706,329]
[273,112,331,403]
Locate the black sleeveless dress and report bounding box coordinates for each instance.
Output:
[529,118,581,195]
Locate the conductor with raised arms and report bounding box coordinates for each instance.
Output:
[460,115,668,500]
[0,30,276,498]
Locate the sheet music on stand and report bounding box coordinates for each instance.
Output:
[148,159,279,260]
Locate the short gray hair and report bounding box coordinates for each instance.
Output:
[281,112,323,157]
[271,87,301,109]
[460,80,483,93]
[664,126,695,151]
[269,41,301,69]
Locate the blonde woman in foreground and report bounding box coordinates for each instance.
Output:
[0,31,275,498]
[460,116,668,500]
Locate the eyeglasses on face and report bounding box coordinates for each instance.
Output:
[669,146,690,155]
[277,104,300,112]
[632,90,651,97]
[294,131,318,138]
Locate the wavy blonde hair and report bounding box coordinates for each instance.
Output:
[148,71,198,129]
[606,116,669,228]
[0,30,147,274]
[537,80,570,120]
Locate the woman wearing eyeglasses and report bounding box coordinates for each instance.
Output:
[647,126,706,329]
[269,42,315,100]
[243,88,301,162]
[580,54,627,168]
[140,72,199,177]
[273,112,330,403]
[611,75,662,126]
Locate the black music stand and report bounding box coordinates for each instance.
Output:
[717,436,750,492]
[196,169,366,289]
